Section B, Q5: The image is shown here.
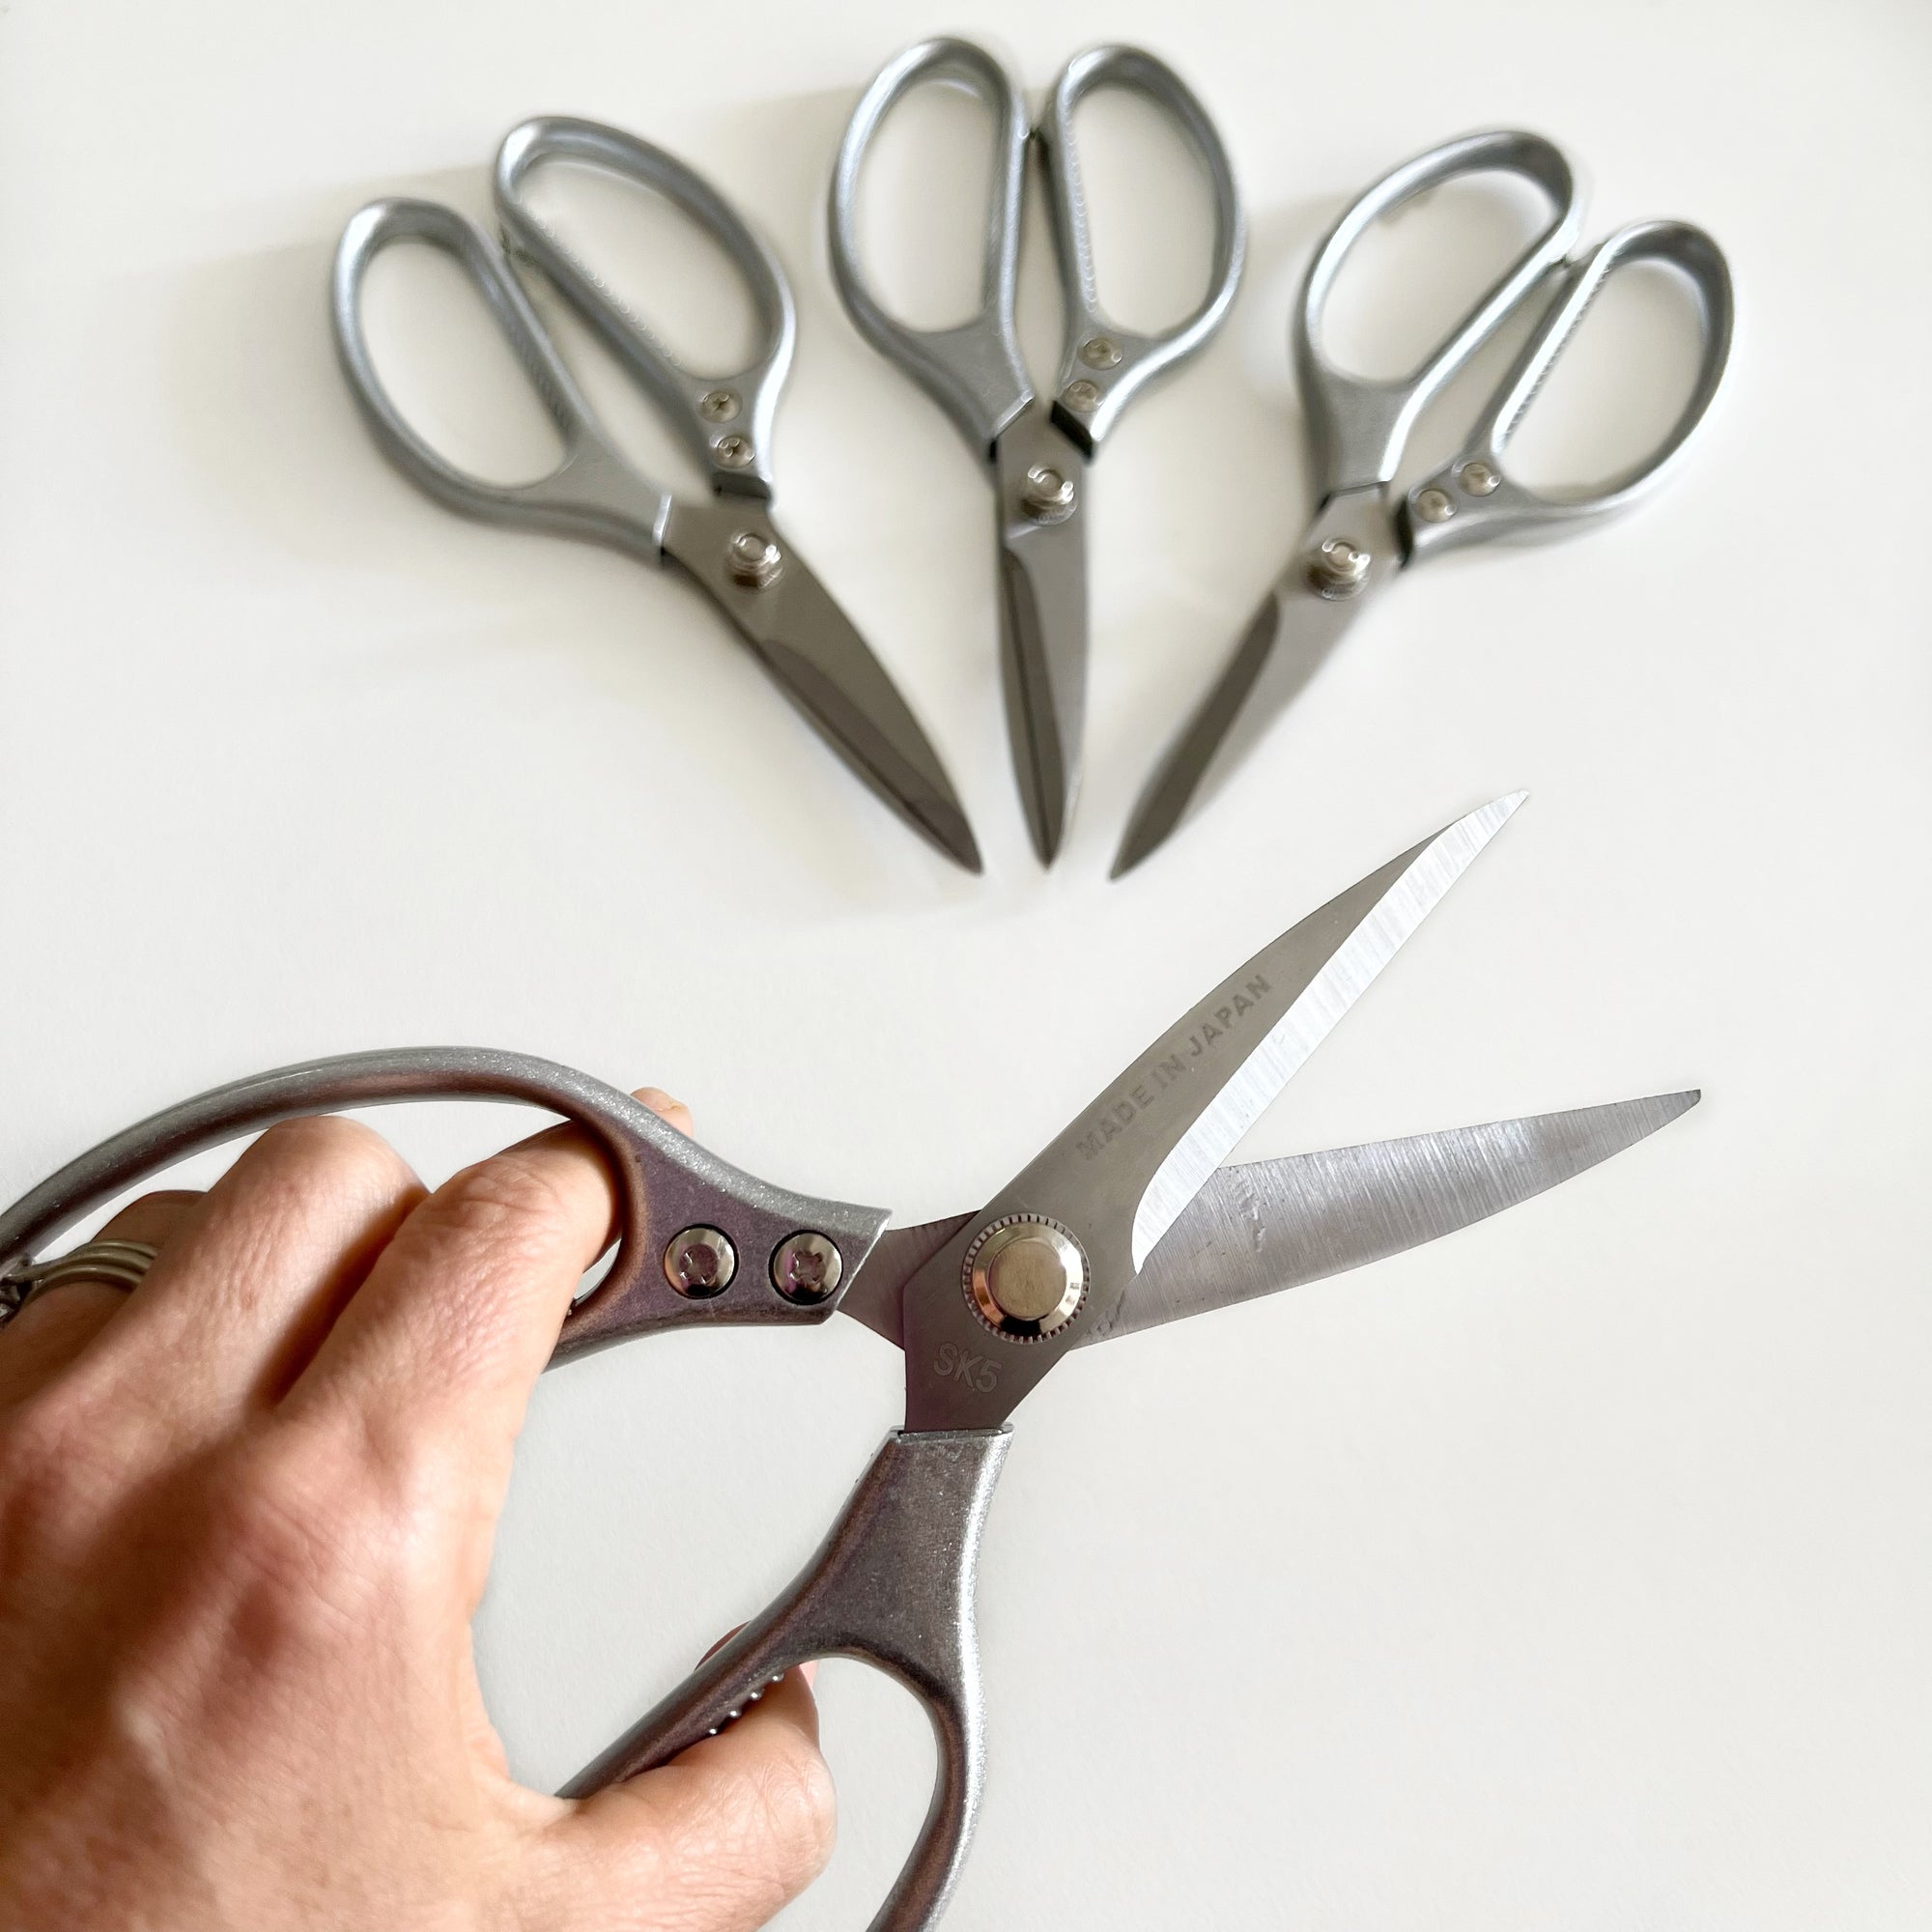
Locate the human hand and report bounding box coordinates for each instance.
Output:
[0,1093,835,1931]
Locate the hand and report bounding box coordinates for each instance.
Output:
[0,1094,835,1932]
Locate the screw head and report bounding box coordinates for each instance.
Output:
[962,1217,1088,1340]
[1080,336,1122,369]
[1304,535,1373,599]
[1413,486,1456,525]
[664,1225,737,1297]
[771,1232,842,1305]
[714,434,754,469]
[1019,463,1077,524]
[1458,460,1500,496]
[698,388,741,423]
[1061,378,1102,412]
[724,530,783,590]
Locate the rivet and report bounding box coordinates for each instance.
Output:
[1061,378,1101,412]
[1080,336,1122,369]
[663,1225,736,1297]
[1458,460,1500,496]
[725,530,784,590]
[1413,486,1456,525]
[1019,464,1077,524]
[1304,536,1373,599]
[771,1231,843,1305]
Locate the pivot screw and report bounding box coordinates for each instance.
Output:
[1413,486,1456,525]
[715,434,754,469]
[1080,335,1122,369]
[664,1225,736,1297]
[1304,536,1372,599]
[1458,460,1500,496]
[1020,464,1077,524]
[963,1217,1088,1340]
[771,1232,842,1305]
[1061,378,1101,412]
[725,531,784,590]
[698,389,741,423]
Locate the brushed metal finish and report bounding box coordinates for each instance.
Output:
[561,1429,1010,1932]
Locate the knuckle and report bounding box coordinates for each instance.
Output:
[0,1391,138,1561]
[251,1114,418,1207]
[416,1152,599,1270]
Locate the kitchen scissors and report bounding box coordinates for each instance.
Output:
[1114,129,1734,876]
[332,115,981,873]
[831,38,1244,866]
[0,795,1696,1928]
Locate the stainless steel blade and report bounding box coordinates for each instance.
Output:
[993,410,1089,865]
[1088,1092,1699,1344]
[1113,486,1401,878]
[837,1211,978,1350]
[665,498,981,872]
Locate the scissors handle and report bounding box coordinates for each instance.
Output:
[829,36,1033,459]
[0,1049,889,1357]
[496,117,796,502]
[1295,129,1581,496]
[563,1428,1010,1932]
[332,198,671,556]
[1404,218,1734,559]
[1039,44,1244,456]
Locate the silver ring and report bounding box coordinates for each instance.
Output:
[0,1239,160,1327]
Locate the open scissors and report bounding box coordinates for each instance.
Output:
[1114,129,1734,876]
[0,795,1696,1928]
[332,116,980,873]
[831,39,1244,866]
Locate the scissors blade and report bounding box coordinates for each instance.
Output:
[994,411,1089,865]
[1084,1092,1698,1345]
[838,1211,979,1350]
[1113,486,1401,878]
[664,498,981,872]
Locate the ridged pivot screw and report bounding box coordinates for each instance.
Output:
[698,389,741,423]
[664,1226,736,1297]
[964,1218,1087,1339]
[715,434,754,469]
[771,1232,842,1305]
[1061,378,1102,412]
[1413,487,1457,525]
[1305,536,1372,599]
[725,531,783,590]
[1020,464,1077,524]
[1458,460,1500,496]
[1080,336,1122,369]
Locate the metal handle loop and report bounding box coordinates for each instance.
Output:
[1294,129,1582,496]
[1404,219,1734,559]
[829,36,1033,460]
[331,198,671,558]
[0,1049,889,1358]
[1040,43,1244,456]
[563,1429,1011,1932]
[496,116,796,502]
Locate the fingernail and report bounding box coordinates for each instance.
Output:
[636,1087,689,1122]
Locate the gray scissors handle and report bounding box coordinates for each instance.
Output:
[1295,129,1582,497]
[563,1428,1011,1932]
[829,36,1033,459]
[0,1049,889,1358]
[496,116,796,502]
[1040,44,1244,455]
[1404,218,1734,559]
[332,198,671,558]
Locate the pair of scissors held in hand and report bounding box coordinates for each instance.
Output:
[832,38,1244,865]
[1115,129,1735,875]
[331,116,980,873]
[0,795,1698,1928]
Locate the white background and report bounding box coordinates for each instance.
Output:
[3,0,1929,1925]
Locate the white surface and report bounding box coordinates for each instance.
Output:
[3,0,1929,1924]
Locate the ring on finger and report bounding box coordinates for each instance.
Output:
[0,1240,161,1328]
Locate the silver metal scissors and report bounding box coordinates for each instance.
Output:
[0,795,1696,1928]
[830,39,1244,866]
[332,115,981,873]
[1114,129,1734,877]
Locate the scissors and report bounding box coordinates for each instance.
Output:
[1113,129,1734,876]
[0,794,1696,1928]
[332,116,981,874]
[830,39,1245,866]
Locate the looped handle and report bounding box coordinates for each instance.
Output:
[0,1049,889,1358]
[1404,218,1734,559]
[829,36,1033,460]
[563,1428,1011,1932]
[1040,43,1244,456]
[496,116,796,502]
[1294,129,1582,497]
[331,198,670,557]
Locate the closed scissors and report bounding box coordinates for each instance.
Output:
[831,39,1245,865]
[1114,130,1734,876]
[332,116,981,873]
[0,794,1697,1927]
